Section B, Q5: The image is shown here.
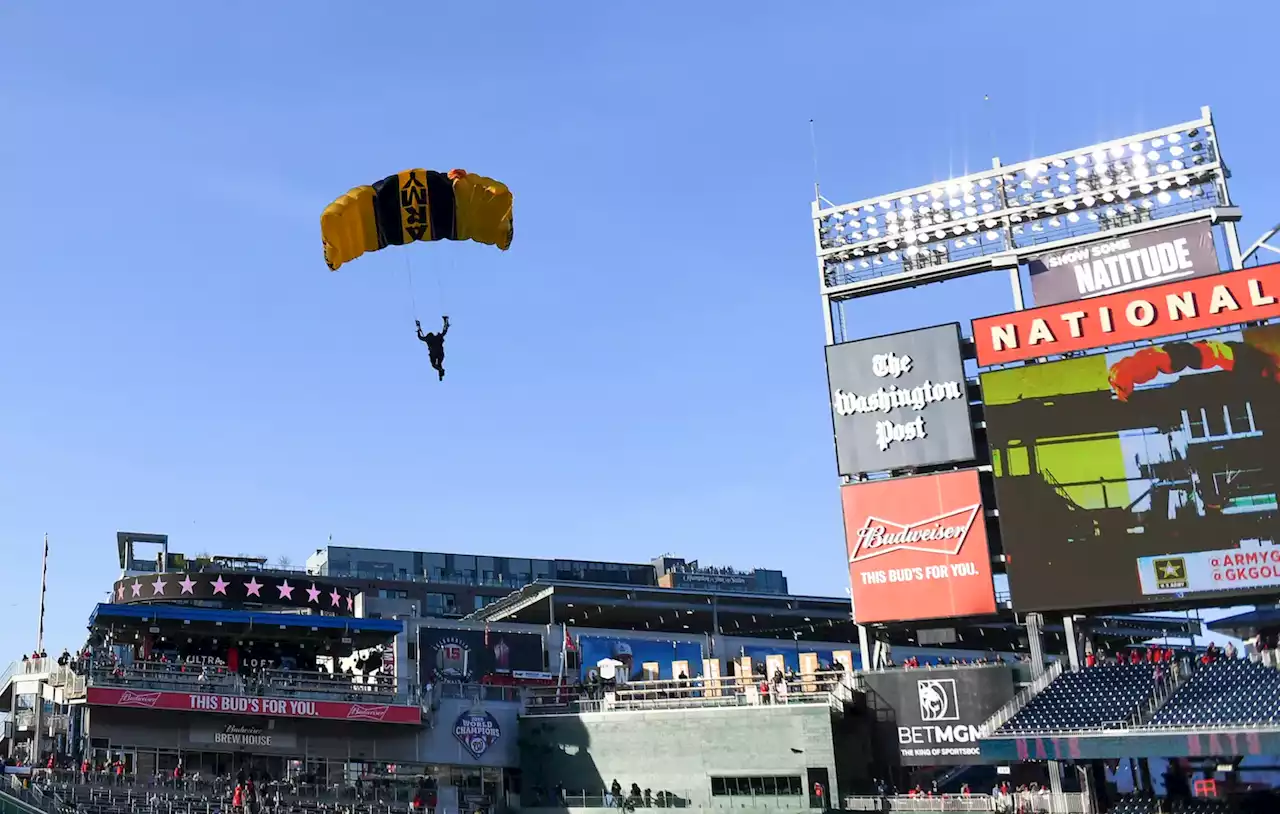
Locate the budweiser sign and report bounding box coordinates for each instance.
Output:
[84,687,421,724]
[346,704,391,722]
[841,470,996,624]
[117,690,162,708]
[850,504,981,563]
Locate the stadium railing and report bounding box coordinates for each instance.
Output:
[522,671,857,716]
[4,776,58,814]
[842,792,1091,813]
[978,660,1065,737]
[434,682,522,703]
[1123,659,1189,728]
[0,658,63,694]
[528,788,816,809]
[88,663,421,706]
[51,775,433,813]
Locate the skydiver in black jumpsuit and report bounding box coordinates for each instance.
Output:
[416,316,449,380]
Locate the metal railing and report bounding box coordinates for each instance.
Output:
[54,777,439,812]
[1,659,56,688]
[433,683,522,703]
[89,664,419,706]
[63,675,86,701]
[524,671,853,716]
[1124,660,1188,728]
[4,776,56,814]
[978,659,1065,737]
[843,793,1091,813]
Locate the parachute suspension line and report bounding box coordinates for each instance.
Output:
[404,253,419,322]
[434,253,450,315]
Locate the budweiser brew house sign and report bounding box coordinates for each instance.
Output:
[841,469,997,624]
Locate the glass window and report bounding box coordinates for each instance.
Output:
[425,593,457,614]
[710,776,802,797]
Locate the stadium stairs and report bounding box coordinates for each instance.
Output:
[982,660,1190,737]
[982,655,1280,740]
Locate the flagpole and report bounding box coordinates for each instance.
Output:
[37,534,49,654]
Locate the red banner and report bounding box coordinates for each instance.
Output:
[972,263,1280,367]
[842,469,996,624]
[86,686,421,725]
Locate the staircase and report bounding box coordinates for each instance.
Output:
[1126,659,1191,727]
[979,659,1065,737]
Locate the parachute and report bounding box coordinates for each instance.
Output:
[320,169,512,271]
[1107,339,1280,402]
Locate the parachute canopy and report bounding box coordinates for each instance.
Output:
[321,169,513,271]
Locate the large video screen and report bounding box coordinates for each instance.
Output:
[981,324,1280,611]
[419,627,545,684]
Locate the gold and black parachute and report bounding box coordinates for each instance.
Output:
[321,169,512,271]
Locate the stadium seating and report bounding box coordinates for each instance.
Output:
[1147,661,1280,728]
[997,664,1158,733]
[1107,797,1233,814]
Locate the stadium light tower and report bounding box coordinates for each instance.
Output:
[812,106,1244,345]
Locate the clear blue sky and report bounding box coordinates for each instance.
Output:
[2,1,1277,660]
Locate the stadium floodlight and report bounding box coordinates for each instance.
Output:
[813,106,1245,344]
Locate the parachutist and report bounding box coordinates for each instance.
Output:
[416,316,450,381]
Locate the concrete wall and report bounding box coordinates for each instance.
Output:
[518,703,842,808]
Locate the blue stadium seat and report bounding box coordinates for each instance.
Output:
[1106,796,1233,814]
[1147,661,1280,728]
[996,664,1158,734]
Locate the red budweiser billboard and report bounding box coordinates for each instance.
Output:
[86,687,421,725]
[842,469,997,624]
[972,262,1280,367]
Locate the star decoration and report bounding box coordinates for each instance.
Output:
[277,580,295,600]
[151,577,167,596]
[130,581,143,597]
[306,584,321,603]
[345,594,354,611]
[116,584,124,601]
[329,588,342,607]
[211,576,229,595]
[245,578,263,597]
[179,576,196,595]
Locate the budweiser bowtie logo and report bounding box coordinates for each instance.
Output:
[118,691,162,708]
[346,704,390,721]
[849,504,980,563]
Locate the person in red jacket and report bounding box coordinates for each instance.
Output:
[233,784,244,813]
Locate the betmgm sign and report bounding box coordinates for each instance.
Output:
[862,665,1015,766]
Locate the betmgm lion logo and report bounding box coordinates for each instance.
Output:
[916,678,960,722]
